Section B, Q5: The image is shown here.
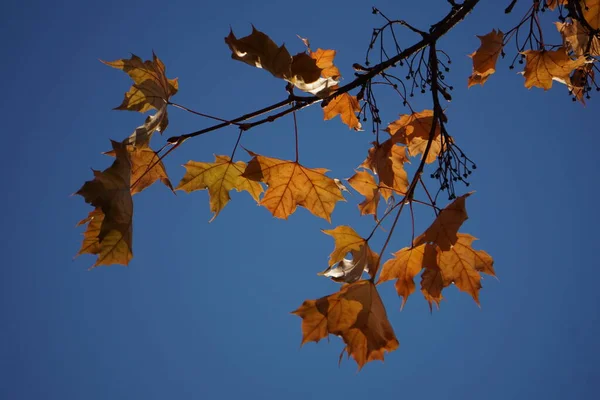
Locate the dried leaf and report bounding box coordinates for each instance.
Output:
[105,143,173,195]
[176,155,263,221]
[386,110,445,163]
[360,140,409,200]
[583,0,600,30]
[521,48,587,90]
[347,170,380,218]
[421,266,445,311]
[435,233,495,305]
[545,0,568,10]
[242,151,344,221]
[556,20,600,57]
[413,192,472,251]
[323,91,362,130]
[76,141,133,267]
[310,48,341,79]
[102,53,178,113]
[292,281,399,369]
[377,244,437,309]
[467,29,504,88]
[320,226,379,281]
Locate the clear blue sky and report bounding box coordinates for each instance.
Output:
[2,0,599,398]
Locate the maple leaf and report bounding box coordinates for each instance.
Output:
[386,110,446,164]
[347,170,380,219]
[377,244,437,309]
[556,20,600,57]
[310,48,341,80]
[176,155,263,221]
[319,226,379,282]
[292,280,399,369]
[521,48,587,90]
[323,91,362,130]
[102,53,178,113]
[75,208,104,256]
[105,143,173,195]
[420,266,445,311]
[434,233,495,305]
[76,141,133,267]
[413,192,472,251]
[103,53,177,146]
[467,29,504,88]
[568,66,595,104]
[545,0,568,10]
[583,0,600,30]
[242,151,344,221]
[359,140,409,200]
[225,27,337,95]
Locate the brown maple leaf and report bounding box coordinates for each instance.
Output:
[556,20,600,57]
[377,244,437,309]
[225,27,337,95]
[434,233,495,305]
[521,47,587,90]
[360,140,409,200]
[242,151,344,221]
[347,170,380,219]
[105,143,173,195]
[420,266,445,311]
[176,155,263,221]
[102,53,177,113]
[413,192,472,251]
[76,141,133,267]
[467,29,504,88]
[386,110,446,164]
[292,281,399,369]
[323,91,362,130]
[320,226,379,282]
[568,66,595,104]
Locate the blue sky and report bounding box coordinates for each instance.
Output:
[2,0,599,399]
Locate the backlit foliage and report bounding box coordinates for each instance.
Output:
[75,0,598,369]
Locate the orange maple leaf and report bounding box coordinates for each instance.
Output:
[105,143,173,195]
[292,280,399,369]
[377,244,437,309]
[386,110,446,164]
[413,192,472,251]
[242,151,344,221]
[176,155,263,221]
[320,226,379,282]
[583,0,600,30]
[76,141,133,267]
[545,0,568,10]
[323,91,362,130]
[310,48,341,80]
[360,140,409,199]
[467,29,504,88]
[347,170,380,219]
[434,233,495,305]
[521,47,587,90]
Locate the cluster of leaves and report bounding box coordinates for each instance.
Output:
[75,0,597,369]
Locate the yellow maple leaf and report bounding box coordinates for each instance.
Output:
[467,29,504,88]
[521,48,587,90]
[413,192,472,251]
[347,170,380,218]
[320,226,379,282]
[323,91,362,130]
[377,244,437,309]
[242,151,344,221]
[292,281,399,369]
[102,53,178,113]
[359,140,409,199]
[76,141,133,267]
[176,155,263,221]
